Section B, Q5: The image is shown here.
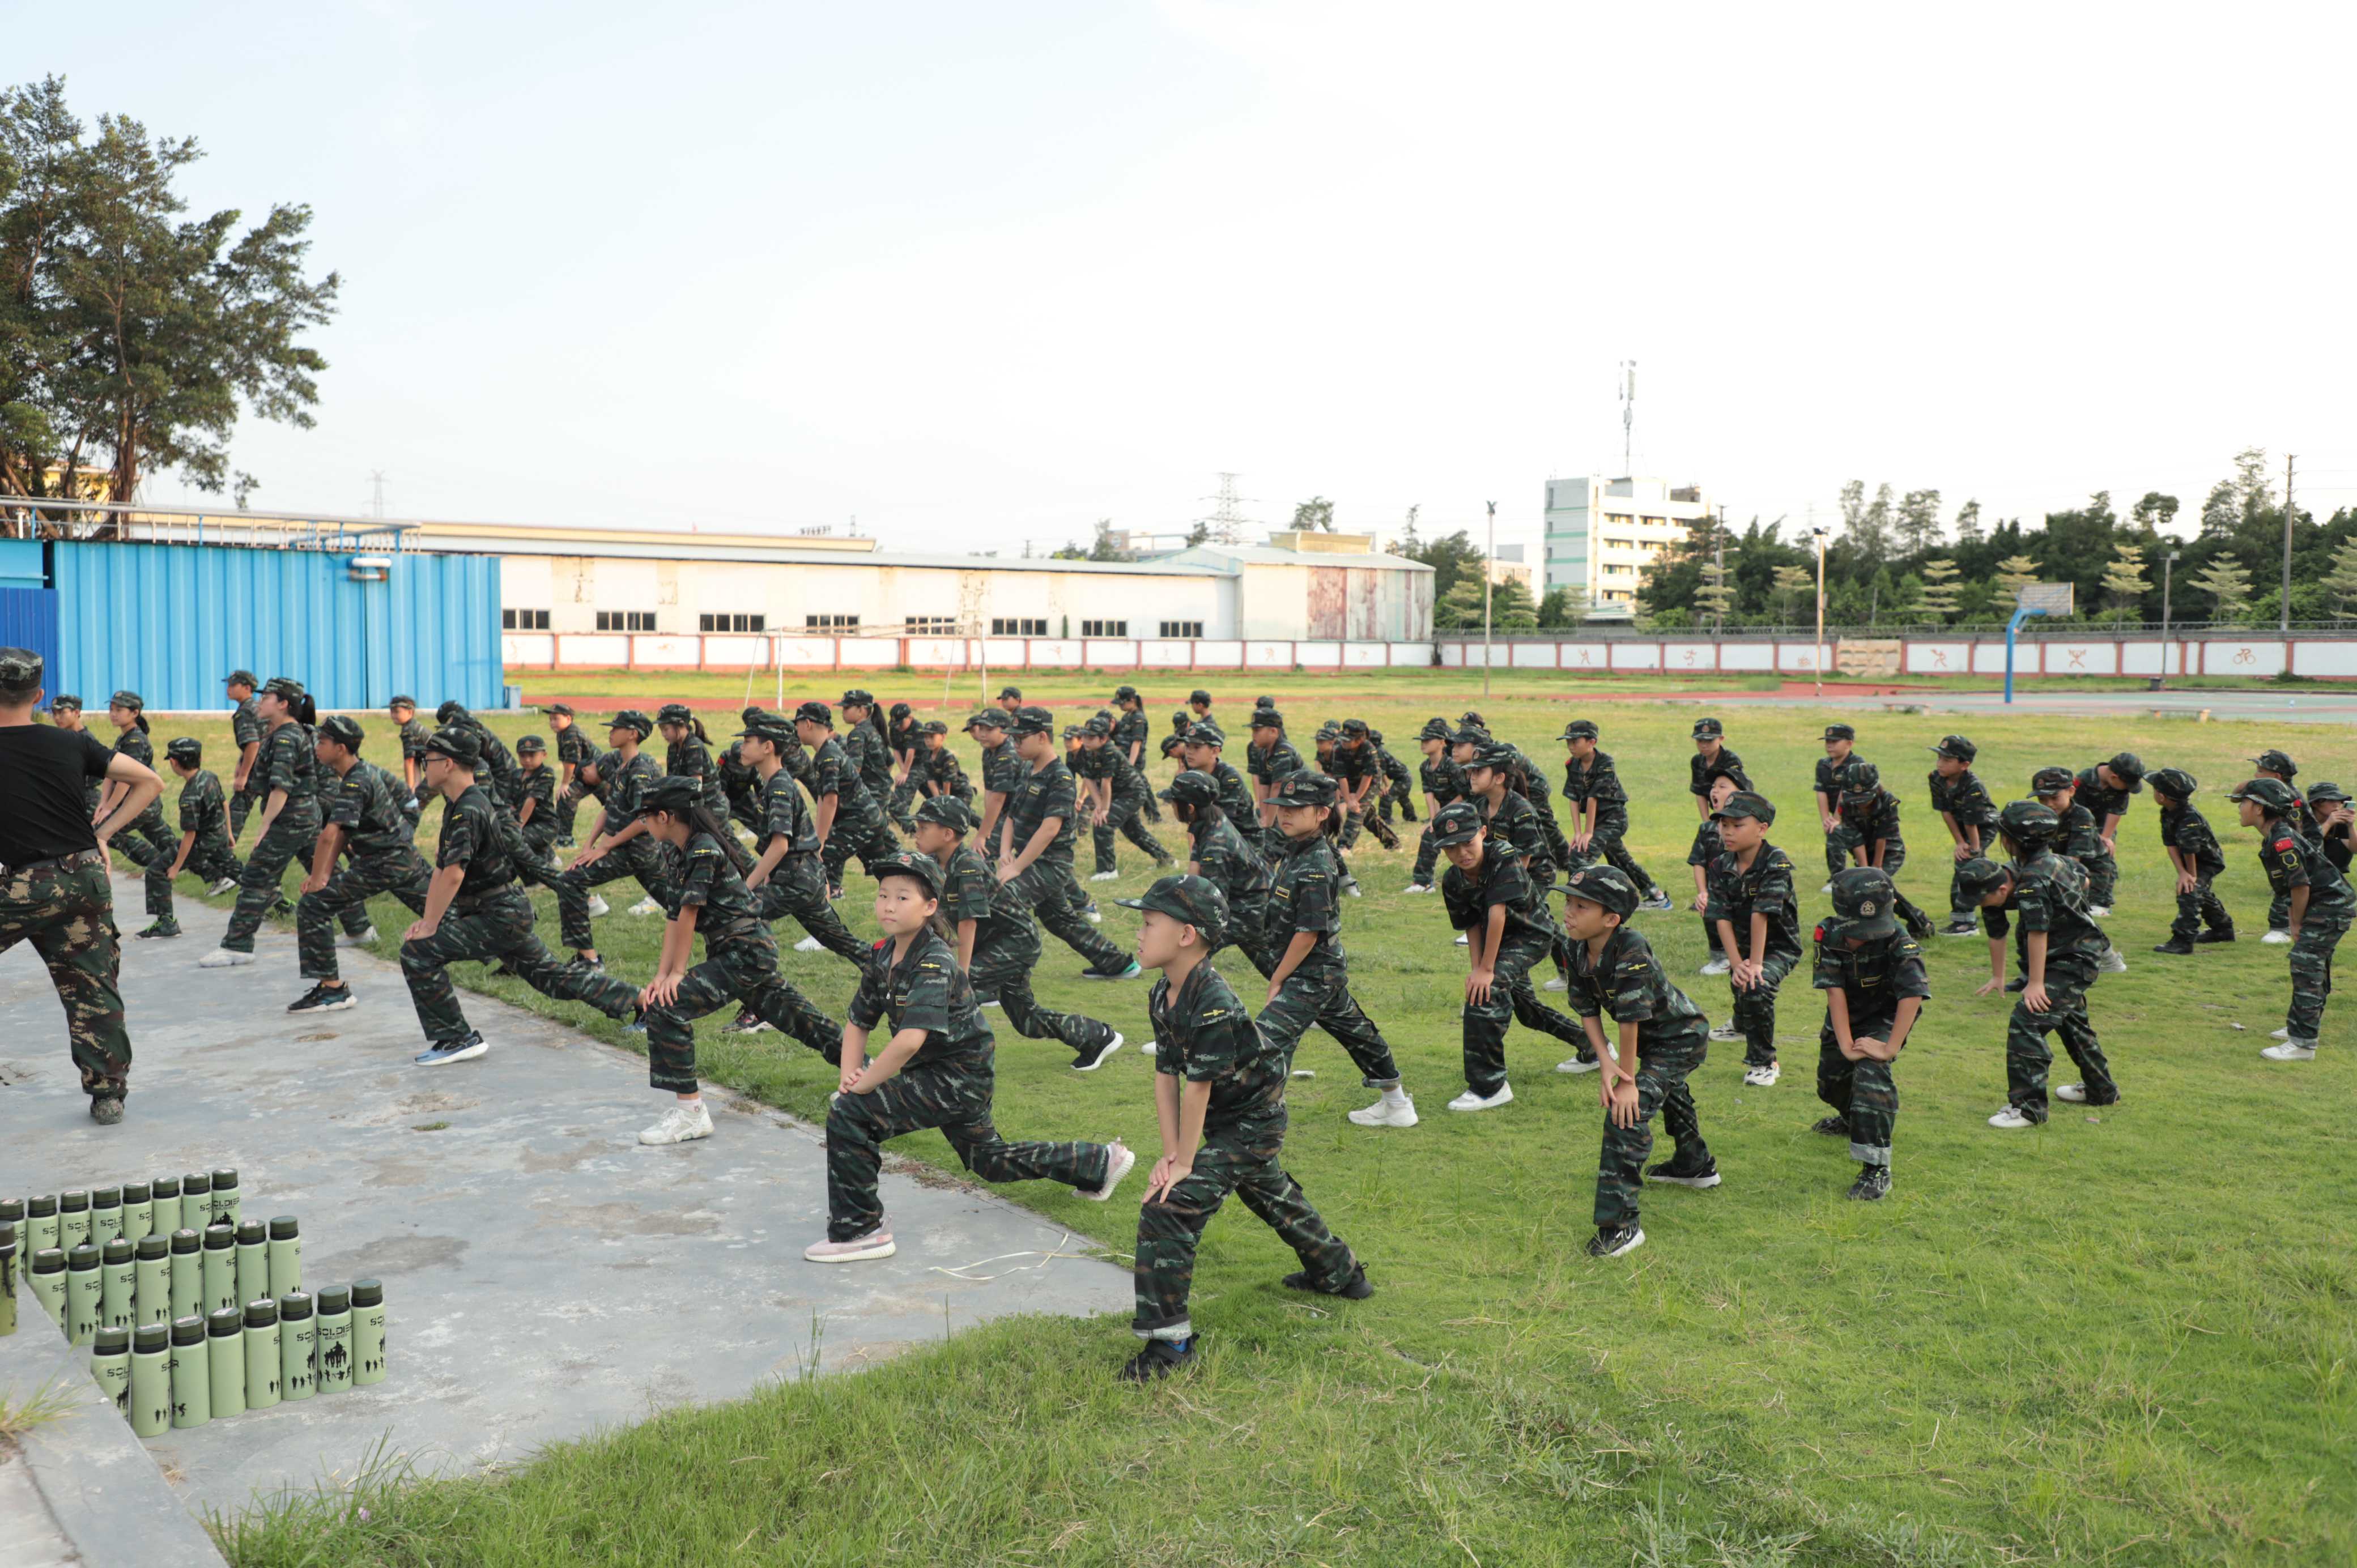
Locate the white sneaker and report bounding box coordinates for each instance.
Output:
[1402,884,1432,895]
[334,926,377,949]
[1345,883,1362,898]
[1454,933,1469,947]
[2098,948,2128,974]
[1087,910,1102,924]
[2053,1083,2088,1103]
[980,999,1002,1009]
[1699,957,1731,976]
[794,935,826,953]
[1084,1140,1135,1200]
[197,948,255,969]
[1347,1092,1418,1128]
[1088,871,1118,883]
[2090,905,2112,918]
[1446,1084,1514,1113]
[1072,1032,1126,1072]
[2261,1040,2318,1062]
[1708,1022,1742,1042]
[1543,975,1568,992]
[805,1229,895,1263]
[1556,1054,1602,1075]
[2271,1026,2291,1040]
[206,876,239,897]
[2262,930,2292,945]
[1987,1105,2038,1130]
[1138,1037,1158,1054]
[1742,1062,1781,1087]
[628,896,662,917]
[639,1100,714,1145]
[586,894,611,917]
[1820,881,1834,894]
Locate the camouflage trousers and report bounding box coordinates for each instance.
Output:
[1001,860,1129,973]
[2170,873,2232,941]
[297,847,433,983]
[1091,791,1174,875]
[750,856,869,967]
[644,941,841,1093]
[2286,910,2350,1041]
[1133,1114,1358,1343]
[1568,821,1659,897]
[1379,769,1416,823]
[971,919,1118,1058]
[886,774,922,832]
[553,778,594,843]
[142,831,241,922]
[108,807,178,911]
[2083,846,2118,910]
[1725,951,1796,1068]
[1824,824,1864,880]
[2004,958,2116,1120]
[402,887,639,1046]
[1337,802,1399,852]
[820,812,899,892]
[1533,795,1573,870]
[1816,1015,1899,1167]
[1463,927,1588,1094]
[1857,840,1931,932]
[1411,821,1443,885]
[1595,1032,1712,1231]
[824,1055,1111,1242]
[0,854,131,1100]
[229,782,265,841]
[1249,944,1401,1088]
[554,837,670,952]
[1947,849,1991,919]
[224,806,369,952]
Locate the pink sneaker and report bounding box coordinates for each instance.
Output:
[804,1228,896,1263]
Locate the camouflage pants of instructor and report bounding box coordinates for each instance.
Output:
[1133,1113,1359,1343]
[143,832,241,923]
[2003,957,2116,1121]
[750,857,870,967]
[1001,860,1130,973]
[2286,910,2350,1042]
[644,944,840,1093]
[402,887,639,1047]
[107,807,179,914]
[1728,951,1796,1069]
[2170,874,2232,941]
[223,806,369,952]
[297,847,434,983]
[1595,1032,1712,1232]
[1816,1015,1899,1168]
[971,919,1118,1059]
[1091,789,1174,876]
[554,837,670,952]
[823,1056,1112,1243]
[1249,947,1401,1088]
[1463,927,1588,1096]
[0,853,131,1102]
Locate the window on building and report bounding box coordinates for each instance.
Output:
[990,617,1048,636]
[804,614,860,632]
[595,610,654,632]
[501,608,550,630]
[697,613,767,633]
[1080,619,1128,638]
[899,616,955,635]
[1158,620,1205,639]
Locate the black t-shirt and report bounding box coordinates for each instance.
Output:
[0,725,117,866]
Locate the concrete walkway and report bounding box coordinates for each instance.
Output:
[0,884,1130,1524]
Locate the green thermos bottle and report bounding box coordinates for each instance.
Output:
[267,1215,301,1298]
[242,1299,281,1410]
[313,1284,352,1394]
[201,1226,237,1315]
[210,1169,241,1230]
[129,1322,172,1436]
[133,1234,170,1326]
[90,1323,131,1415]
[178,1173,210,1230]
[58,1190,90,1252]
[65,1242,103,1344]
[26,1195,59,1258]
[100,1237,137,1330]
[148,1175,181,1236]
[1,1198,23,1265]
[168,1229,203,1321]
[233,1221,267,1311]
[278,1291,317,1402]
[207,1307,246,1418]
[29,1248,67,1332]
[0,1220,15,1337]
[169,1315,210,1429]
[351,1279,386,1386]
[120,1181,153,1247]
[91,1186,123,1250]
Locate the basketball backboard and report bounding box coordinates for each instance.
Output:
[2015,583,2073,615]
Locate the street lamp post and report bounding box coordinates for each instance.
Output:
[1810,527,1828,699]
[1483,500,1495,700]
[2160,549,2180,687]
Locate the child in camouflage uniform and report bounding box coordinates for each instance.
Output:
[796,700,897,898]
[1369,728,1416,828]
[2309,782,2355,874]
[997,706,1139,979]
[389,696,432,803]
[1559,864,1718,1260]
[1431,800,1590,1109]
[2230,776,2353,1063]
[2032,766,2130,975]
[98,693,178,888]
[1246,707,1303,839]
[1814,723,1862,884]
[1076,714,1172,879]
[2147,768,2233,953]
[969,710,1022,861]
[1405,717,1469,893]
[545,703,598,846]
[2247,750,2313,940]
[2070,751,2144,917]
[141,738,241,939]
[513,736,561,862]
[1835,763,1935,939]
[1687,773,1738,975]
[1559,719,1669,907]
[1704,791,1801,1088]
[1925,735,1997,936]
[1809,867,1926,1201]
[287,715,434,1015]
[553,711,672,962]
[1689,717,1746,820]
[1116,873,1369,1382]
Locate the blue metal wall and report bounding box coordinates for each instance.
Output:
[0,585,61,694]
[50,543,503,712]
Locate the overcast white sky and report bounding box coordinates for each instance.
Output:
[63,0,2357,557]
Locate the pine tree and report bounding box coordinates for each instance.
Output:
[1492,576,1539,630]
[1769,564,1812,625]
[1995,554,2041,609]
[2188,556,2253,623]
[1436,577,1486,630]
[2318,539,2357,620]
[1917,558,1962,620]
[1695,548,1739,627]
[2100,542,2148,615]
[1952,500,1983,546]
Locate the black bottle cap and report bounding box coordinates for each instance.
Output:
[0,1221,12,1252]
[182,1173,211,1195]
[243,1299,278,1328]
[31,1247,65,1273]
[133,1322,170,1353]
[151,1175,180,1198]
[66,1242,99,1269]
[101,1237,133,1265]
[202,1227,233,1252]
[93,1186,120,1209]
[211,1168,239,1191]
[207,1306,242,1338]
[135,1234,168,1260]
[28,1194,57,1217]
[235,1219,266,1245]
[350,1279,383,1307]
[315,1284,350,1314]
[268,1215,299,1240]
[93,1324,131,1354]
[123,1181,150,1203]
[0,1198,22,1221]
[172,1228,204,1254]
[60,1190,88,1212]
[277,1290,313,1321]
[171,1315,207,1347]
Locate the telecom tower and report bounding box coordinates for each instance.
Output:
[1618,360,1636,474]
[1197,472,1256,544]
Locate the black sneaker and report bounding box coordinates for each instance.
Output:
[1079,961,1142,981]
[1070,1032,1126,1072]
[1118,1339,1197,1382]
[1847,1164,1891,1201]
[1644,1157,1722,1190]
[1810,1115,1849,1136]
[1903,907,1934,939]
[2151,938,2195,955]
[287,983,357,1015]
[415,1033,488,1067]
[718,1010,774,1036]
[1939,919,1980,938]
[1585,1224,1645,1258]
[2194,927,2236,944]
[2004,975,2027,993]
[1282,1265,1373,1299]
[135,919,181,939]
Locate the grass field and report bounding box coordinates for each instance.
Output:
[123,674,2353,1566]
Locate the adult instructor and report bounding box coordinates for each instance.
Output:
[0,647,160,1124]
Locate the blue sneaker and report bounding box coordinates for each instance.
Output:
[415,1033,488,1066]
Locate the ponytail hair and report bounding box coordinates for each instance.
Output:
[133,712,150,734]
[294,693,318,727]
[691,716,711,743]
[684,802,757,876]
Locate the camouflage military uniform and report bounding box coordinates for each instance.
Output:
[1328,740,1399,851]
[1690,744,1748,804]
[1982,850,2118,1119]
[554,749,671,951]
[396,714,433,789]
[2159,800,2231,942]
[2264,792,2318,933]
[228,693,266,838]
[717,741,765,836]
[104,729,178,887]
[297,760,433,983]
[516,765,562,858]
[919,740,975,804]
[401,783,639,1047]
[996,757,1132,973]
[1686,817,1726,960]
[1841,786,1932,932]
[457,717,522,811]
[824,925,1114,1242]
[1928,767,1998,917]
[1499,746,1572,870]
[1133,958,1359,1343]
[643,830,841,1088]
[748,765,867,965]
[948,842,1118,1059]
[884,716,925,830]
[1816,755,1863,877]
[1811,923,1929,1168]
[4,854,131,1102]
[1444,836,1586,1094]
[222,723,330,953]
[1113,707,1158,820]
[1563,926,1713,1231]
[1372,736,1416,825]
[811,735,896,889]
[1203,757,1262,857]
[1411,751,1470,885]
[1477,786,1565,972]
[1256,830,1401,1086]
[144,769,239,923]
[1186,809,1273,952]
[2256,820,2355,1042]
[666,731,731,822]
[2071,766,2133,909]
[552,723,599,843]
[1250,733,1303,825]
[1074,742,1171,874]
[1706,841,1802,1068]
[976,738,1025,863]
[1562,749,1660,894]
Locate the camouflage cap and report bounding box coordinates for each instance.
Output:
[1113,684,1139,702]
[1930,734,1977,761]
[2146,766,2197,799]
[1366,727,1386,745]
[45,691,79,712]
[1828,866,1900,938]
[1189,688,1213,705]
[1169,708,1191,727]
[1167,769,1220,811]
[1009,704,1056,738]
[635,774,704,818]
[1341,718,1369,737]
[920,719,948,736]
[1250,708,1284,731]
[1823,723,1856,742]
[998,685,1023,700]
[2306,780,2350,806]
[541,702,575,717]
[872,849,944,897]
[1418,716,1453,742]
[2249,749,2299,778]
[436,700,468,724]
[1255,694,1273,706]
[1448,725,1490,749]
[792,700,833,727]
[1271,770,1339,809]
[1953,857,2011,902]
[2105,751,2147,789]
[1560,719,1599,742]
[965,710,1008,732]
[840,688,875,708]
[1183,721,1226,748]
[1465,742,1517,774]
[1081,714,1113,738]
[164,736,202,764]
[1691,717,1724,739]
[1061,724,1084,742]
[610,709,656,738]
[1840,761,1883,796]
[315,714,365,749]
[914,795,977,833]
[262,676,305,701]
[2030,765,2076,795]
[1429,799,1485,846]
[223,668,258,688]
[2227,777,2301,813]
[516,733,546,755]
[1115,872,1229,948]
[1560,863,1639,918]
[888,701,911,720]
[1459,710,1486,728]
[1711,790,1777,825]
[655,702,695,726]
[738,716,794,747]
[423,726,482,766]
[109,689,143,711]
[1997,799,2061,843]
[1314,722,1342,743]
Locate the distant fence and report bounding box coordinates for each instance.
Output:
[499,633,1436,673]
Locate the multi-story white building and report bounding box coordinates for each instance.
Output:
[1541,476,1709,620]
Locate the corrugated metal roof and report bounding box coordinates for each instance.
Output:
[431,533,1237,577]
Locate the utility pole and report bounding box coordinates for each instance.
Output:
[368,471,386,519]
[1618,361,1636,474]
[2282,454,2297,633]
[1810,526,1828,700]
[1483,500,1496,699]
[2160,549,2180,686]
